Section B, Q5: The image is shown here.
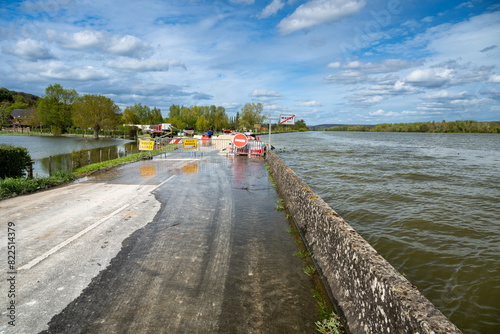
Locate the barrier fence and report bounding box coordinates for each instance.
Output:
[152,137,266,156]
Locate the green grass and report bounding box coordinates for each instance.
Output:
[275,205,285,211]
[294,249,311,258]
[285,228,300,234]
[315,312,343,334]
[265,162,273,175]
[303,265,317,277]
[0,171,76,199]
[73,152,148,174]
[312,288,334,321]
[72,146,178,175]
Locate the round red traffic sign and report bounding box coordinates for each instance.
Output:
[233,133,248,148]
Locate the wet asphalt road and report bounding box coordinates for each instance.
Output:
[1,151,317,333]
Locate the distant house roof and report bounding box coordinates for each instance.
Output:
[10,109,28,119]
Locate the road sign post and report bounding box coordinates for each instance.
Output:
[183,138,197,149]
[233,133,248,148]
[139,140,154,151]
[279,114,295,125]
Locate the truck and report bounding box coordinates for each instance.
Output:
[149,123,178,138]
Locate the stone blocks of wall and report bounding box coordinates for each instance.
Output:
[266,151,461,334]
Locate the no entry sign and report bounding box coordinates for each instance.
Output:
[233,133,248,148]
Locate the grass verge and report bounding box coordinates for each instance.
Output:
[72,145,178,175]
[0,171,76,200]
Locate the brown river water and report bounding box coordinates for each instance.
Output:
[269,131,500,334]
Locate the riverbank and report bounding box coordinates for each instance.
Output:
[320,120,500,133]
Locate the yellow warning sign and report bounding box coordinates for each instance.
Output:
[139,140,155,151]
[184,138,197,149]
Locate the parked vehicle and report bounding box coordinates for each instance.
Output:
[150,123,177,138]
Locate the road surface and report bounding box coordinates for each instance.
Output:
[0,151,317,333]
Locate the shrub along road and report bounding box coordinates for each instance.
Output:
[0,151,317,333]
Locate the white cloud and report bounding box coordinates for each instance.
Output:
[327,61,341,68]
[278,0,366,35]
[55,28,152,57]
[106,58,186,72]
[258,0,285,19]
[3,39,55,61]
[17,61,110,81]
[422,90,473,101]
[369,109,398,117]
[324,70,366,84]
[342,59,424,74]
[325,59,424,85]
[404,68,454,88]
[488,74,500,83]
[295,100,324,107]
[251,89,282,99]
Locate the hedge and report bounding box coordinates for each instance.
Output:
[0,145,32,179]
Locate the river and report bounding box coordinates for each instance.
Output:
[0,135,138,176]
[269,131,500,334]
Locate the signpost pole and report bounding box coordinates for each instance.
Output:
[269,118,271,150]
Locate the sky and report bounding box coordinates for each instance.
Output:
[1,0,499,125]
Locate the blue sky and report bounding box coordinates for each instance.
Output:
[1,0,499,125]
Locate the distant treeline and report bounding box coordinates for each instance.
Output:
[324,120,500,133]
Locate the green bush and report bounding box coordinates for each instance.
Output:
[0,145,32,179]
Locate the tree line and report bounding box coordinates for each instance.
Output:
[324,120,500,133]
[2,85,309,137]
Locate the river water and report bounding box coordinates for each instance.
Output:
[269,131,500,334]
[0,136,137,176]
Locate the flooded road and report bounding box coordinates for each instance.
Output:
[0,151,317,333]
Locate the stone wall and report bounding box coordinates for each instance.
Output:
[266,151,461,334]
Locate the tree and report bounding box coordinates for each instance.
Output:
[213,106,228,132]
[0,103,12,127]
[240,103,263,130]
[0,88,14,103]
[7,95,28,112]
[196,115,209,131]
[123,103,162,124]
[38,84,78,135]
[121,108,140,125]
[151,107,164,124]
[25,106,40,128]
[72,94,120,139]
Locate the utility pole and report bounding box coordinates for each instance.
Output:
[264,114,279,150]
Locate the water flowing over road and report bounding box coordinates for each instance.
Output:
[269,131,500,334]
[0,152,317,333]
